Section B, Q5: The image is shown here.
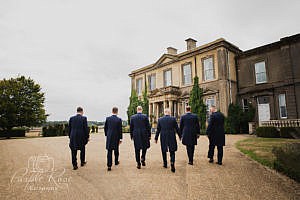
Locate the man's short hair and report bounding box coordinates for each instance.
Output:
[210,105,216,109]
[186,106,191,112]
[137,106,143,111]
[77,107,83,112]
[164,108,171,115]
[112,107,118,114]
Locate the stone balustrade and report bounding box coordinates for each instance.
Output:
[260,119,300,128]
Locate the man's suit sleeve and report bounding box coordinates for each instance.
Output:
[206,114,214,137]
[155,119,161,141]
[146,116,151,138]
[68,118,72,138]
[104,117,108,136]
[130,116,134,139]
[174,118,181,139]
[196,116,201,137]
[179,116,184,135]
[119,118,123,140]
[84,117,89,140]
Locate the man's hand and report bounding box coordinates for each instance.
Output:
[119,140,122,145]
[155,139,157,144]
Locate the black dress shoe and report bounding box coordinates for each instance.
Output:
[81,161,87,167]
[209,159,214,163]
[137,164,141,169]
[115,161,120,165]
[73,166,78,170]
[171,164,175,173]
[107,167,112,171]
[217,162,222,165]
[141,161,146,166]
[188,161,193,165]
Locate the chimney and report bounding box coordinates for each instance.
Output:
[167,47,177,55]
[185,38,197,51]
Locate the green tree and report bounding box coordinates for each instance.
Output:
[127,89,142,125]
[0,76,47,138]
[189,76,207,129]
[225,103,255,134]
[142,81,149,116]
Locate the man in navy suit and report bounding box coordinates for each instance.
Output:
[104,107,123,171]
[130,106,151,169]
[155,108,181,173]
[69,107,89,170]
[180,106,200,165]
[206,105,225,165]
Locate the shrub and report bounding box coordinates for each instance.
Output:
[91,126,95,133]
[0,128,26,137]
[122,126,130,133]
[273,143,300,182]
[280,127,297,139]
[256,127,279,138]
[42,124,68,137]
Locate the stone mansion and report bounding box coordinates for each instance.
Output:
[129,34,300,126]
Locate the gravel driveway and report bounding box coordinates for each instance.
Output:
[0,133,299,200]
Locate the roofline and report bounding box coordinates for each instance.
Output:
[129,38,241,77]
[237,33,300,58]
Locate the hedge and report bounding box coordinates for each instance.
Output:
[279,127,297,138]
[256,127,279,138]
[273,143,300,182]
[0,128,26,137]
[42,124,68,137]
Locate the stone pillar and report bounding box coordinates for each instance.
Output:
[155,103,159,122]
[169,100,173,116]
[149,103,152,118]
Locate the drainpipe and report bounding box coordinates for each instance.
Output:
[226,49,233,104]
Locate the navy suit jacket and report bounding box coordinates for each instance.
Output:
[180,113,200,146]
[130,113,151,150]
[155,115,181,152]
[69,114,89,150]
[206,111,225,146]
[104,115,123,150]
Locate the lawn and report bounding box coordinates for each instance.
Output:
[236,137,300,169]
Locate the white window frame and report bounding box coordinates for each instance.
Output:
[136,78,143,95]
[203,57,214,81]
[255,61,267,84]
[278,94,287,119]
[182,63,192,85]
[164,69,172,87]
[148,74,156,91]
[206,97,216,112]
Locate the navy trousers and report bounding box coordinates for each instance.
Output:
[135,148,147,164]
[107,145,119,167]
[186,145,195,163]
[162,151,175,165]
[71,146,85,167]
[208,144,223,163]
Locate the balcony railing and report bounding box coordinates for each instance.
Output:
[260,119,300,128]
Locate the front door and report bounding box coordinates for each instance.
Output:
[258,103,270,124]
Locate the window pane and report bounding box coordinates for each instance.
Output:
[183,64,192,85]
[204,58,214,80]
[136,79,142,95]
[255,61,267,83]
[164,70,171,86]
[255,62,266,73]
[279,94,287,118]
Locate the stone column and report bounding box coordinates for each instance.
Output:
[155,103,159,122]
[169,100,173,116]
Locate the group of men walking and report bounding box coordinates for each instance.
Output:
[68,105,225,173]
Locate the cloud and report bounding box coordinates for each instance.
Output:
[0,0,300,121]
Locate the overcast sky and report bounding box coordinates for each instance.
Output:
[0,0,300,121]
